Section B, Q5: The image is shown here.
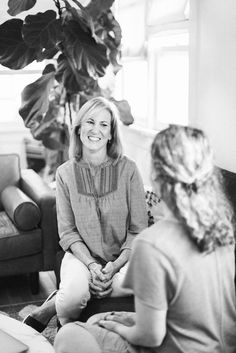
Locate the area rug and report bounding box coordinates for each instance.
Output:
[0,302,57,345]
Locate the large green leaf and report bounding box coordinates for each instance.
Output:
[19,65,56,129]
[85,0,115,20]
[31,88,62,140]
[42,123,70,150]
[63,19,109,78]
[0,19,38,69]
[36,46,59,61]
[56,54,98,94]
[7,0,37,16]
[22,10,62,49]
[97,11,121,47]
[95,11,122,74]
[111,98,134,126]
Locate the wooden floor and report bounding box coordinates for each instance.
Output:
[0,271,57,308]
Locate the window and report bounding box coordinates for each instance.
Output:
[115,59,148,127]
[150,32,189,128]
[0,62,43,126]
[114,0,189,130]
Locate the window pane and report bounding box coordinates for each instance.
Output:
[114,60,148,127]
[116,1,146,57]
[0,73,41,123]
[156,50,189,126]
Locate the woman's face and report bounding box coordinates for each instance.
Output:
[79,109,112,154]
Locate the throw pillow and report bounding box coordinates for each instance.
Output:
[1,186,41,231]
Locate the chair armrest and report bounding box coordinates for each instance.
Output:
[20,169,58,270]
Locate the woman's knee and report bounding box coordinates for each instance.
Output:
[54,323,101,353]
[56,256,91,320]
[56,279,91,321]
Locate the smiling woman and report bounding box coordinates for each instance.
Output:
[23,96,148,332]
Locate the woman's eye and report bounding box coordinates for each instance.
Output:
[87,120,94,125]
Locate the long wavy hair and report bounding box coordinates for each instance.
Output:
[151,125,234,253]
[69,97,123,160]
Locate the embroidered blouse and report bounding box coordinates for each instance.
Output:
[56,155,148,265]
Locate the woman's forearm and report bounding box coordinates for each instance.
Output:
[116,324,161,347]
[70,241,97,267]
[113,248,131,272]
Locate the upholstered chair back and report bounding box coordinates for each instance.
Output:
[0,154,21,210]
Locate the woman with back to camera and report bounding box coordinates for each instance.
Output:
[54,125,236,353]
[23,96,148,330]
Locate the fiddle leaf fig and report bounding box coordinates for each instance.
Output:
[19,64,56,129]
[22,10,62,50]
[111,98,134,126]
[85,0,115,20]
[0,0,132,154]
[7,0,37,16]
[32,86,63,141]
[36,46,59,61]
[63,18,109,77]
[95,10,122,73]
[56,53,98,94]
[0,19,38,69]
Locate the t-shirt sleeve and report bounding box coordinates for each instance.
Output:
[122,238,178,310]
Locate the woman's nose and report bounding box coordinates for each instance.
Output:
[90,124,100,133]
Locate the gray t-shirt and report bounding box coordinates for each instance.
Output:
[123,218,236,353]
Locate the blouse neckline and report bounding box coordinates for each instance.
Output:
[74,156,119,168]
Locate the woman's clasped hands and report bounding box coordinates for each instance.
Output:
[88,261,116,298]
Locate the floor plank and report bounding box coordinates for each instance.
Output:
[0,271,57,308]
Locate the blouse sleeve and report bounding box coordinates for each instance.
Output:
[56,168,83,251]
[121,164,148,251]
[123,237,178,310]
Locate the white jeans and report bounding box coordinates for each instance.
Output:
[55,252,132,325]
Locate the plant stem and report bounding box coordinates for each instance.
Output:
[67,95,73,126]
[61,0,85,10]
[53,0,62,17]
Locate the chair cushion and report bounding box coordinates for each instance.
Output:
[1,186,41,231]
[0,154,21,211]
[0,211,42,260]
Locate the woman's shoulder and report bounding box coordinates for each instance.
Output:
[56,158,76,177]
[118,155,138,172]
[135,219,187,252]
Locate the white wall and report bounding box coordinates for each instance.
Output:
[189,0,236,172]
[120,124,157,186]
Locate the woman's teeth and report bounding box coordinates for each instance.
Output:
[88,136,100,141]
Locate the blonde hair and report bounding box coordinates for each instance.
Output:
[69,97,123,160]
[151,125,234,253]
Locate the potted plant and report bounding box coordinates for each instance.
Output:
[0,0,134,162]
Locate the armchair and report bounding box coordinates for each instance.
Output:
[0,154,58,294]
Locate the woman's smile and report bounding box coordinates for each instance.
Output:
[88,136,101,142]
